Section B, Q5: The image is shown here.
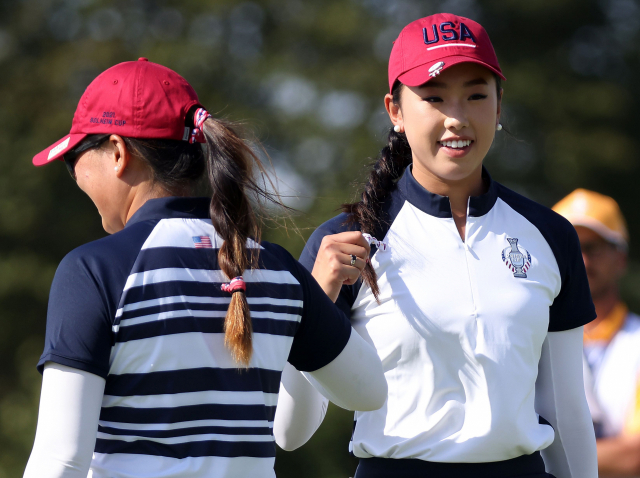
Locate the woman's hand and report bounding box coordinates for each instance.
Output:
[311,231,370,302]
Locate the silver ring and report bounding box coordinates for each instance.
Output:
[350,254,357,267]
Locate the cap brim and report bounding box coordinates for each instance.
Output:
[563,215,628,247]
[32,133,88,166]
[397,55,506,89]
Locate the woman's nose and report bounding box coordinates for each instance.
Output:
[443,112,469,130]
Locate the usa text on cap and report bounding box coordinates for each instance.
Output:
[388,13,505,93]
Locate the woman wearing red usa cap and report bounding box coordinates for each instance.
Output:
[277,13,598,478]
[23,59,387,478]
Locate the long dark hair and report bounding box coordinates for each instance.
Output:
[343,76,503,300]
[342,82,410,301]
[118,108,279,367]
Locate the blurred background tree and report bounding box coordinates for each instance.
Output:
[1,0,639,476]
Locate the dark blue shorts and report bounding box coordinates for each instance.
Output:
[354,452,555,478]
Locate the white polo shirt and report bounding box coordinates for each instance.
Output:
[300,167,595,463]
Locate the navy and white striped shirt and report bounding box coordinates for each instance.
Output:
[38,197,351,478]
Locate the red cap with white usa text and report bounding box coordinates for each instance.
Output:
[32,58,202,166]
[388,13,505,93]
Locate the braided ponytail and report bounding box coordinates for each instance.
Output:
[342,82,412,300]
[117,105,285,368]
[201,117,270,367]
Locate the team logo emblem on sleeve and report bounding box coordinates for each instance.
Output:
[502,238,531,278]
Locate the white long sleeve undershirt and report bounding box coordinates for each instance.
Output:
[274,326,598,478]
[274,329,390,450]
[274,363,330,451]
[23,363,105,478]
[535,327,598,478]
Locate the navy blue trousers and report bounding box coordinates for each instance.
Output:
[354,452,555,478]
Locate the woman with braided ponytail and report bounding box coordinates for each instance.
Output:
[278,13,598,478]
[23,59,386,478]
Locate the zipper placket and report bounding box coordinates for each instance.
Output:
[459,197,478,320]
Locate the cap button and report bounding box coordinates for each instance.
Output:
[138,57,148,62]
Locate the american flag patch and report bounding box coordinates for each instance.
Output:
[192,236,212,249]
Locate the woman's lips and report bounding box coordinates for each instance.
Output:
[438,139,474,158]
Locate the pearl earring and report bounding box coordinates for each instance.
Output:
[394,125,402,133]
[115,167,119,172]
[496,123,503,131]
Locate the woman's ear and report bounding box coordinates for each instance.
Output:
[108,135,129,178]
[385,93,403,132]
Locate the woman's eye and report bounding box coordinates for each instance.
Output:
[469,94,488,100]
[423,96,443,103]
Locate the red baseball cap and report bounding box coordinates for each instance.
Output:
[388,13,505,93]
[33,58,202,166]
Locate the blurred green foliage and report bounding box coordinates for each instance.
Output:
[1,0,640,476]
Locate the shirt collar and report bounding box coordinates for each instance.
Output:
[396,166,498,218]
[125,196,211,228]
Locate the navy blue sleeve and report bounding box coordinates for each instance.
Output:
[497,184,596,331]
[37,248,114,378]
[298,213,360,317]
[261,241,352,371]
[37,220,156,378]
[547,224,596,331]
[287,260,352,372]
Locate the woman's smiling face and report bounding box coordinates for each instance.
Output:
[387,62,501,188]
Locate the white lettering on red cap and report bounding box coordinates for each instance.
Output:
[428,61,445,78]
[47,137,70,161]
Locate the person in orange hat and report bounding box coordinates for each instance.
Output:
[554,189,640,477]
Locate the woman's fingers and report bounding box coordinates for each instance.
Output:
[318,239,368,275]
[334,243,369,263]
[311,232,372,302]
[329,231,371,253]
[339,252,366,271]
[341,254,366,286]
